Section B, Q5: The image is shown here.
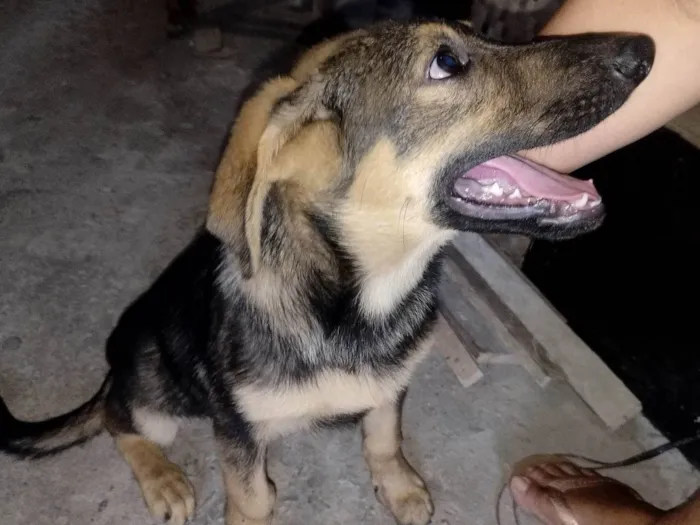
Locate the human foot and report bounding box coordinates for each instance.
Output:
[509,457,665,525]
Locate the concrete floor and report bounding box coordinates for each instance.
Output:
[0,3,698,525]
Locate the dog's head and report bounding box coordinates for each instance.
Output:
[208,20,653,278]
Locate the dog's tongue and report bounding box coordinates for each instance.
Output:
[465,155,600,202]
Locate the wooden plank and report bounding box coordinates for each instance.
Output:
[450,232,642,430]
[439,254,553,387]
[667,103,700,148]
[432,314,484,389]
[481,233,532,268]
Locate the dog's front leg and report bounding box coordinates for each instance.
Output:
[362,395,434,525]
[215,427,276,525]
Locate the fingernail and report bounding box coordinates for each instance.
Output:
[510,476,531,495]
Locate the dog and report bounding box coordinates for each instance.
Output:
[0,19,653,525]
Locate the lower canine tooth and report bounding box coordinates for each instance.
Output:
[573,194,589,208]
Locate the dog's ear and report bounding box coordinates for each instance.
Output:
[207,77,298,276]
[207,74,334,277]
[207,32,359,277]
[242,76,334,277]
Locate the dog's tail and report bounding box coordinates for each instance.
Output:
[0,375,111,459]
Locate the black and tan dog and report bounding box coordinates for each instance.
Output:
[0,19,653,525]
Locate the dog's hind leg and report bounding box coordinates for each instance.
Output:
[215,425,276,525]
[105,402,195,525]
[362,394,434,525]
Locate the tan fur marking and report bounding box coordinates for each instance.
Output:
[343,139,445,265]
[264,120,341,190]
[236,345,430,439]
[363,404,434,525]
[238,371,402,430]
[221,453,275,525]
[340,138,455,317]
[357,233,453,317]
[116,434,195,525]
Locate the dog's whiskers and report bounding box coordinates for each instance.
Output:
[399,198,410,251]
[359,173,371,208]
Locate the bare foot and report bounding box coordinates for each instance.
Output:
[509,460,665,525]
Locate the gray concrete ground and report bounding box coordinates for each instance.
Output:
[0,3,698,525]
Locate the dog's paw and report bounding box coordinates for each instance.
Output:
[140,463,195,525]
[383,484,434,525]
[225,506,273,525]
[372,456,434,525]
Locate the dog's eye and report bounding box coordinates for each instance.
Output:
[428,50,464,80]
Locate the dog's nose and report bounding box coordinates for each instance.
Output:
[610,36,655,85]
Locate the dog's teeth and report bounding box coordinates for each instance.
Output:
[509,188,522,199]
[573,194,589,208]
[590,198,602,207]
[486,183,504,197]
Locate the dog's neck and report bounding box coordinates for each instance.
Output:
[328,136,457,318]
[220,198,455,325]
[334,206,456,318]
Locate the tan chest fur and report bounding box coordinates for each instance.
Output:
[234,345,430,438]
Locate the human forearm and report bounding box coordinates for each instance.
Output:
[521,0,700,173]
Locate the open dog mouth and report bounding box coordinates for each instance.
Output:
[449,155,603,225]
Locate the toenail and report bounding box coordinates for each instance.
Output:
[511,476,532,495]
